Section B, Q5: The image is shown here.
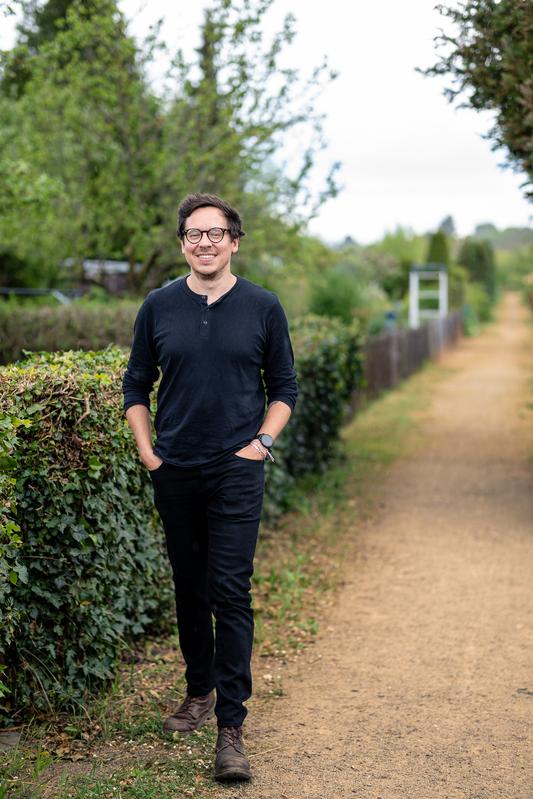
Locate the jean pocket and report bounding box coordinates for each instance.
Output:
[232,453,264,464]
[148,461,166,476]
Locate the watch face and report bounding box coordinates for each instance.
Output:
[258,433,273,449]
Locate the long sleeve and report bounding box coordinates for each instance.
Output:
[121,276,295,467]
[262,298,298,410]
[122,297,160,413]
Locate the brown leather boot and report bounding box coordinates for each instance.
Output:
[162,690,215,734]
[214,725,251,782]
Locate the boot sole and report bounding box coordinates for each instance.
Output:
[214,766,252,782]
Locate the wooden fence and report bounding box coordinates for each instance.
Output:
[362,310,464,398]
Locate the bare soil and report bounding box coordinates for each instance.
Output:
[220,294,533,799]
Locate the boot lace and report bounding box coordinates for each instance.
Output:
[219,725,243,749]
[172,695,198,721]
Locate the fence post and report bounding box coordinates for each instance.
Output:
[409,271,419,329]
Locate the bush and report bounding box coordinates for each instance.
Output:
[309,271,362,324]
[0,348,175,720]
[0,318,363,720]
[463,282,493,335]
[448,263,468,310]
[0,415,27,707]
[458,238,496,300]
[286,315,362,476]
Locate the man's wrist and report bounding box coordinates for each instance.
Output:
[251,438,275,462]
[250,440,267,459]
[256,432,274,450]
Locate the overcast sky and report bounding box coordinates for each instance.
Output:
[3,0,532,244]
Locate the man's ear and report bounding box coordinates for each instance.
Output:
[232,238,239,253]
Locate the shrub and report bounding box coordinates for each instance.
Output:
[0,348,175,720]
[309,271,362,324]
[463,282,493,335]
[426,230,450,267]
[0,414,27,707]
[448,263,469,310]
[458,238,496,300]
[286,315,362,476]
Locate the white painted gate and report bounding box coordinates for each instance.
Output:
[409,263,448,329]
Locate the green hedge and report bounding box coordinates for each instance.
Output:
[0,349,175,720]
[0,317,362,721]
[286,315,362,476]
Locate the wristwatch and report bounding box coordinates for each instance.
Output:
[256,433,274,450]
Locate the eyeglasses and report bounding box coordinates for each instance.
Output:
[182,227,230,244]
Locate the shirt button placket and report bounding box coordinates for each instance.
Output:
[200,297,209,338]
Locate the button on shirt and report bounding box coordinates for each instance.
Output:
[122,275,298,467]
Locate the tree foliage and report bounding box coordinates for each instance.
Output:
[368,227,429,300]
[426,229,451,266]
[422,0,533,200]
[0,0,340,292]
[0,0,88,96]
[1,0,167,288]
[439,215,456,237]
[163,0,340,278]
[458,236,496,298]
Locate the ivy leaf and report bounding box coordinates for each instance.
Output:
[25,404,44,416]
[14,563,28,584]
[88,456,103,479]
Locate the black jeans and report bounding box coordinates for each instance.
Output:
[149,452,265,727]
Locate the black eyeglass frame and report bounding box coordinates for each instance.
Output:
[181,227,231,244]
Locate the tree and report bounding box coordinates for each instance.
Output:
[18,0,81,45]
[0,0,341,292]
[474,223,533,249]
[366,228,429,300]
[1,0,168,289]
[0,145,62,285]
[458,237,496,298]
[0,0,95,97]
[163,0,340,277]
[426,230,450,266]
[439,215,456,237]
[0,1,21,18]
[422,0,533,200]
[370,227,428,264]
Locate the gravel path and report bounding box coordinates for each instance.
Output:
[219,294,533,799]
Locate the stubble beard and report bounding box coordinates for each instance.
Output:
[190,255,232,285]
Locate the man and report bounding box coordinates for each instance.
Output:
[122,193,297,782]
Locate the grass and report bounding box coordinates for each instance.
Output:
[0,356,458,799]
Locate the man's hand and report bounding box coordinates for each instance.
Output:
[143,452,164,471]
[234,443,265,461]
[126,407,163,471]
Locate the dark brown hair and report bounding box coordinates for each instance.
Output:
[177,193,245,240]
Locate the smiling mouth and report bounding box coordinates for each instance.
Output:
[197,254,216,262]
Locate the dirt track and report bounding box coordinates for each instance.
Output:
[220,294,533,799]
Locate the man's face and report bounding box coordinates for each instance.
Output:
[181,206,239,279]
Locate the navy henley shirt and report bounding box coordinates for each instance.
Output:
[122,275,298,467]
